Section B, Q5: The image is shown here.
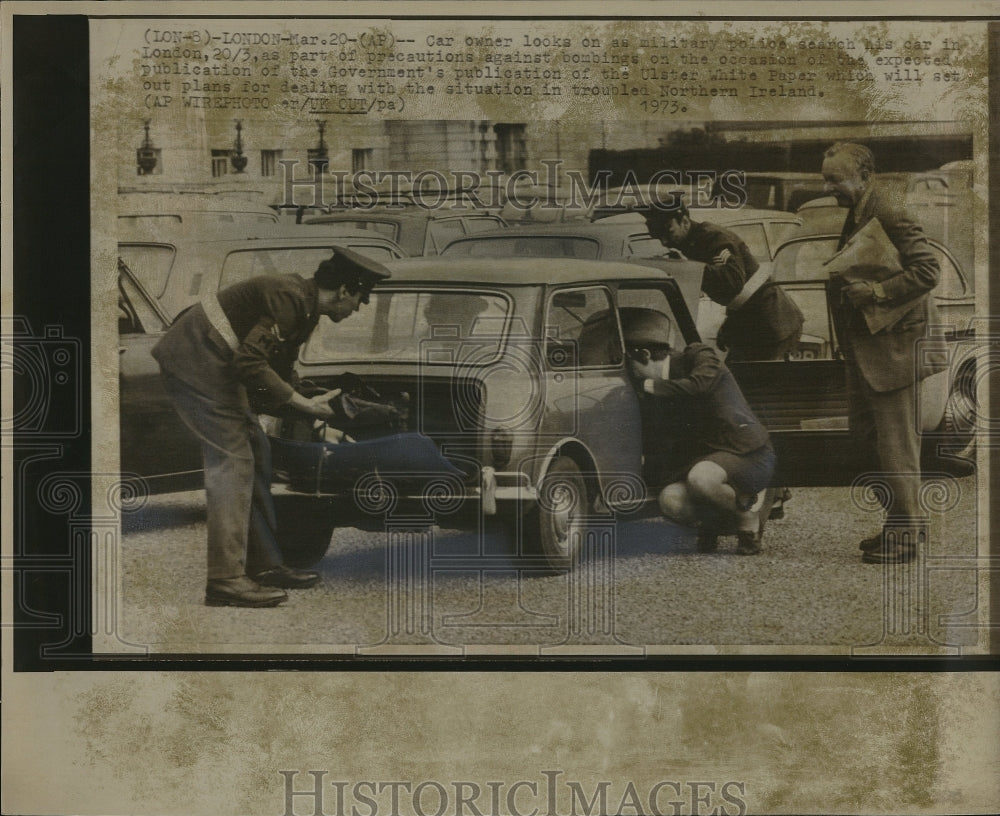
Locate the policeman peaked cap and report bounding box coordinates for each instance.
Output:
[314,247,392,303]
[620,307,674,349]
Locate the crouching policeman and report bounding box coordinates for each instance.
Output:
[152,248,391,607]
[621,308,775,554]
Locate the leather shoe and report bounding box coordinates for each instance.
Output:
[696,530,719,552]
[205,576,288,608]
[251,564,321,589]
[862,544,915,564]
[736,522,763,555]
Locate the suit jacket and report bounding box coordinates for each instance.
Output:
[152,274,321,414]
[645,343,771,456]
[829,186,946,392]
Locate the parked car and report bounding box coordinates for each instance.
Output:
[118,187,279,230]
[118,222,406,319]
[119,254,975,570]
[441,209,803,352]
[714,172,830,213]
[304,208,509,256]
[118,225,407,491]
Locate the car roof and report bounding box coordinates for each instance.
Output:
[306,208,501,225]
[380,257,675,285]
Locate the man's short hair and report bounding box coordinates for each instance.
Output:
[824,142,876,176]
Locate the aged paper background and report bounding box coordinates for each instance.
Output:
[4,2,1000,814]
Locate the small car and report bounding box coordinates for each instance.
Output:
[304,208,509,256]
[120,248,975,570]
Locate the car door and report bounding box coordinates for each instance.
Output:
[118,259,203,490]
[541,285,642,491]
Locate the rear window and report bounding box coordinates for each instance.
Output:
[464,216,507,233]
[442,236,600,259]
[117,243,177,297]
[314,219,399,241]
[219,244,397,289]
[220,248,338,289]
[301,290,511,365]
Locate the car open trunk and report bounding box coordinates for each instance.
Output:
[269,372,484,497]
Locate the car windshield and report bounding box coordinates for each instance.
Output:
[300,289,512,364]
[442,236,600,259]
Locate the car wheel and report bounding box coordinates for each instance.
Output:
[942,361,977,460]
[525,456,589,571]
[272,494,336,568]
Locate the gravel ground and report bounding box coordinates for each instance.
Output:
[114,478,983,654]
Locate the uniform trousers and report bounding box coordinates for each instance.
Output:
[162,371,282,580]
[845,360,922,524]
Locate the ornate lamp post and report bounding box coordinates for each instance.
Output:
[308,119,329,171]
[230,119,248,173]
[136,120,158,175]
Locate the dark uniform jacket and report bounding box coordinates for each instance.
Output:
[152,274,321,414]
[677,221,803,348]
[829,185,945,392]
[644,343,771,456]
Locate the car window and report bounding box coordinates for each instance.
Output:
[545,286,621,369]
[117,243,177,298]
[778,283,836,360]
[300,290,510,364]
[219,248,338,289]
[464,216,507,233]
[319,219,399,241]
[929,243,968,299]
[765,221,803,257]
[347,243,402,262]
[426,219,466,255]
[726,223,769,263]
[616,288,677,347]
[118,214,182,228]
[772,238,840,282]
[118,261,169,335]
[443,236,600,259]
[627,235,671,258]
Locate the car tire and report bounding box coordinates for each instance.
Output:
[272,494,336,568]
[524,456,590,572]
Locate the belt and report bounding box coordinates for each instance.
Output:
[201,295,240,351]
[726,265,772,315]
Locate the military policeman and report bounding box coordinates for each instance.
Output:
[639,203,804,362]
[152,248,391,607]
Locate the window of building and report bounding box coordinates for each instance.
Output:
[136,148,162,175]
[493,123,527,175]
[352,148,373,174]
[211,149,229,178]
[261,149,282,177]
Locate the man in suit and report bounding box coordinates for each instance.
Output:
[640,203,803,362]
[152,248,391,606]
[821,142,946,563]
[622,308,775,555]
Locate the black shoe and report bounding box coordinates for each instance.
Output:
[696,530,719,552]
[251,565,321,589]
[858,534,883,553]
[768,488,793,520]
[862,544,915,564]
[736,525,762,555]
[205,576,288,608]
